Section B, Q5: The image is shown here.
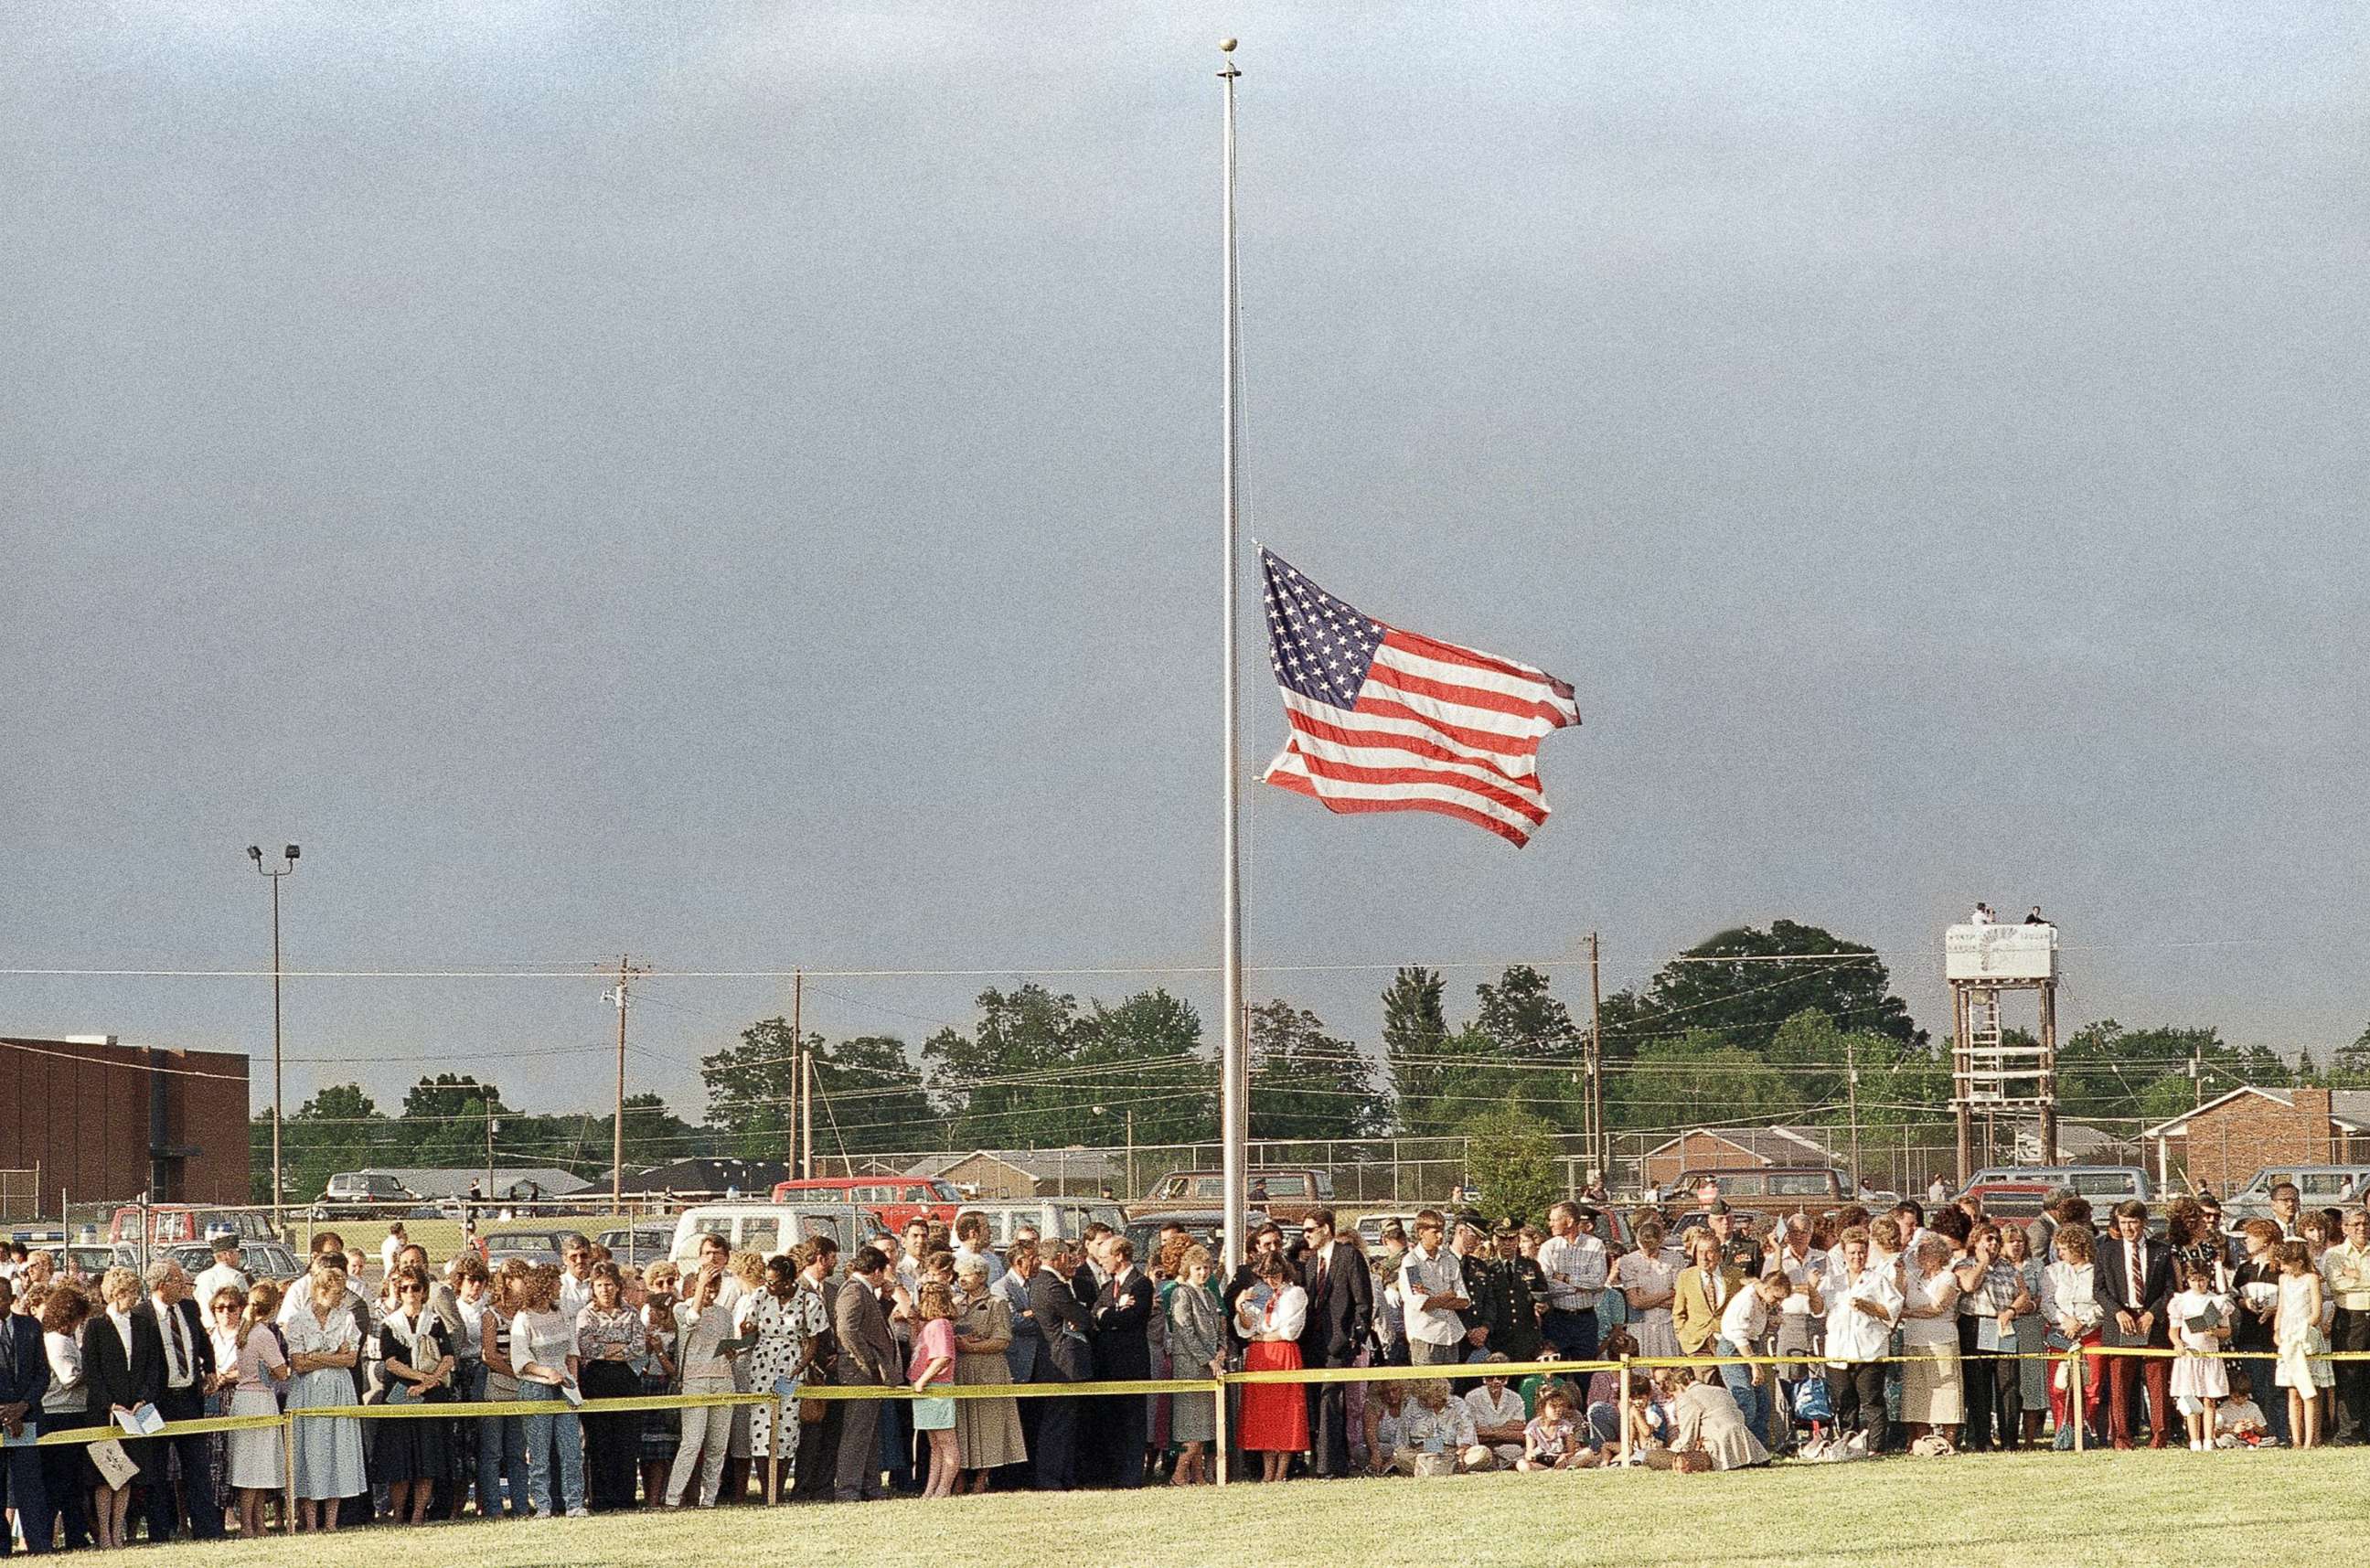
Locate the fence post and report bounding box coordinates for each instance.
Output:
[282,1413,297,1531]
[1213,1371,1230,1488]
[1616,1354,1633,1463]
[2070,1343,2085,1452]
[768,1394,784,1503]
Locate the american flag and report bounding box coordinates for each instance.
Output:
[1258,547,1581,848]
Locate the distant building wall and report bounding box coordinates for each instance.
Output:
[0,1037,251,1214]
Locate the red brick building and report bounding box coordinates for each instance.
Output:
[1639,1125,1841,1193]
[2142,1086,2370,1197]
[0,1035,251,1216]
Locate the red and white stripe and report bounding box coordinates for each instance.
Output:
[1264,624,1581,847]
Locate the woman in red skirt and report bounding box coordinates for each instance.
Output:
[1233,1252,1310,1480]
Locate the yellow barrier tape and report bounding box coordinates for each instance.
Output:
[293,1392,776,1420]
[1228,1358,1607,1385]
[801,1378,1218,1402]
[33,1414,288,1448]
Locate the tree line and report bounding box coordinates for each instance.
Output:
[252,919,2370,1200]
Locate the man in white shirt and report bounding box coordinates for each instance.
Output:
[2322,1209,2370,1442]
[1462,1356,1528,1467]
[1718,1273,1788,1449]
[557,1233,595,1322]
[1536,1200,1608,1360]
[949,1212,1006,1289]
[1822,1227,1903,1454]
[193,1234,251,1312]
[143,1261,223,1541]
[1399,1219,1470,1367]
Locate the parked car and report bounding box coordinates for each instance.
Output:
[1123,1209,1272,1261]
[953,1200,1125,1249]
[1127,1168,1335,1225]
[108,1205,280,1247]
[482,1229,573,1269]
[1672,1167,1846,1205]
[2222,1165,2370,1223]
[310,1171,418,1220]
[163,1239,304,1285]
[594,1224,676,1264]
[59,1244,138,1278]
[1353,1211,1420,1248]
[1956,1181,2055,1223]
[667,1202,884,1265]
[1962,1165,2152,1204]
[769,1177,963,1232]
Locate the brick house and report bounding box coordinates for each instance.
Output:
[2142,1086,2370,1197]
[906,1147,1126,1200]
[1639,1125,1841,1193]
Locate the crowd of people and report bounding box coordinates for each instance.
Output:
[0,1179,2361,1546]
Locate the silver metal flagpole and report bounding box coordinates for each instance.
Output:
[1217,37,1249,1273]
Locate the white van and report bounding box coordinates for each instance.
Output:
[954,1200,1125,1248]
[667,1201,880,1265]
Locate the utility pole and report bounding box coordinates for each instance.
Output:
[792,971,812,1179]
[244,844,299,1227]
[603,956,645,1212]
[1845,1029,1862,1188]
[1586,933,1607,1187]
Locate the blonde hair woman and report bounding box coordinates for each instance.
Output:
[285,1266,364,1531]
[84,1266,160,1548]
[909,1281,961,1499]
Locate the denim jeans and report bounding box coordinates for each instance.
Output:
[1716,1339,1770,1447]
[470,1365,529,1518]
[518,1381,584,1516]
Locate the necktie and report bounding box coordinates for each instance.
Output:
[161,1307,183,1384]
[1311,1251,1328,1302]
[2128,1243,2142,1312]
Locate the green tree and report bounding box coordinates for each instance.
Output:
[1247,1000,1387,1138]
[706,1019,934,1160]
[923,986,1213,1151]
[1598,921,1922,1062]
[703,1019,804,1160]
[1382,966,1453,1131]
[278,1083,394,1205]
[1466,1101,1561,1225]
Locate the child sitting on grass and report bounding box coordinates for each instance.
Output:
[2215,1371,2270,1446]
[1518,1382,1599,1471]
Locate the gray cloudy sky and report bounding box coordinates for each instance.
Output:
[5,2,2365,1130]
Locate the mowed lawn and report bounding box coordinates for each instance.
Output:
[111,1450,2354,1568]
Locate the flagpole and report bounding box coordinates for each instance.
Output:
[1217,37,1249,1273]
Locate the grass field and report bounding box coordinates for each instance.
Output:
[103,1450,2343,1568]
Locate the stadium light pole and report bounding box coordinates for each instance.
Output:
[246,843,299,1230]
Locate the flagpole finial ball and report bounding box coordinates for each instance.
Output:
[1220,37,1237,51]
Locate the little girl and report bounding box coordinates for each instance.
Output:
[2273,1239,2333,1448]
[2167,1259,2231,1450]
[2215,1371,2270,1447]
[1519,1383,1596,1471]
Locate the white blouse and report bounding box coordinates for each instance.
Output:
[43,1329,84,1413]
[2040,1260,2102,1334]
[284,1304,360,1360]
[1236,1283,1308,1342]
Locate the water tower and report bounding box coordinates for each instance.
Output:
[1945,921,2060,1181]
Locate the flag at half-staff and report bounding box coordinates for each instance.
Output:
[1258,547,1582,848]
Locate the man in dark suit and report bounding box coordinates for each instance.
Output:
[1091,1237,1154,1488]
[1028,1241,1094,1490]
[1294,1209,1372,1478]
[141,1263,220,1542]
[2097,1200,2173,1449]
[831,1247,899,1503]
[0,1274,54,1554]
